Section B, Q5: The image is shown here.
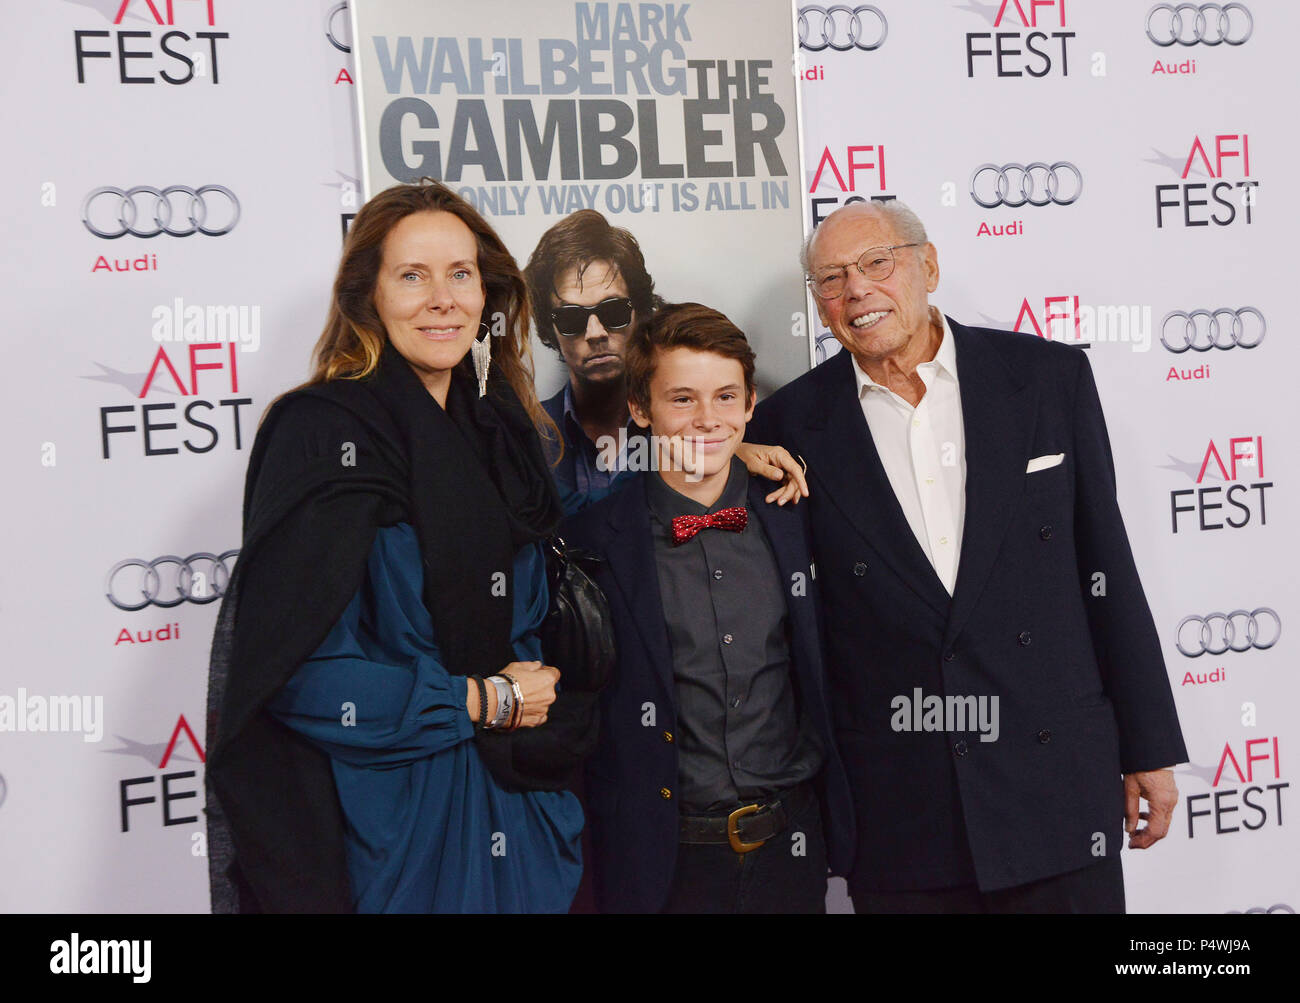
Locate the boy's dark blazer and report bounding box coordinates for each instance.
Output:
[561,469,856,914]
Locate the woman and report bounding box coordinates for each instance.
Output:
[204,179,595,913]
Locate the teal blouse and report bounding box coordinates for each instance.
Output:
[267,522,583,913]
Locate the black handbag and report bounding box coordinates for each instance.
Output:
[538,535,616,693]
[476,536,612,792]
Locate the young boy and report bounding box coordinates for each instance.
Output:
[561,302,854,913]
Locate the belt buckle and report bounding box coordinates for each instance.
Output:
[727,803,765,854]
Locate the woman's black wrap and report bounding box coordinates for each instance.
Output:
[204,346,598,913]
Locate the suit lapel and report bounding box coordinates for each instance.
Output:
[943,319,1036,646]
[799,352,951,619]
[748,482,827,708]
[602,475,676,696]
[747,481,803,593]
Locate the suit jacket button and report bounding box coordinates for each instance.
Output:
[1018,631,1032,646]
[1038,729,1052,744]
[659,787,673,800]
[662,731,674,743]
[1039,525,1054,541]
[954,740,968,758]
[943,651,955,662]
[853,562,868,577]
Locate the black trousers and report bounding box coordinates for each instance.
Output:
[661,787,828,914]
[848,856,1125,914]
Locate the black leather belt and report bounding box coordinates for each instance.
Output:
[678,783,811,854]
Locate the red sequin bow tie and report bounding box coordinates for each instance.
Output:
[671,507,748,545]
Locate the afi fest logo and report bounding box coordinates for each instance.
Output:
[995,294,1151,351]
[1166,435,1272,534]
[97,342,252,459]
[72,0,230,85]
[1186,736,1287,838]
[963,0,1075,78]
[806,144,891,225]
[112,714,207,847]
[1154,134,1258,228]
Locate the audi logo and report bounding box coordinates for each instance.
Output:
[106,552,239,611]
[1175,608,1280,657]
[1229,903,1295,914]
[326,1,351,53]
[970,162,1083,208]
[82,186,241,239]
[1146,3,1252,46]
[1160,308,1265,353]
[798,5,887,51]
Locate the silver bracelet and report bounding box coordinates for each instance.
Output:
[485,675,512,730]
[505,674,525,731]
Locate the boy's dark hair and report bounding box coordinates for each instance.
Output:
[625,302,756,416]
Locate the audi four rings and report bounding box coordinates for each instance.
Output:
[105,552,240,611]
[798,5,887,51]
[1147,3,1252,46]
[1175,608,1280,657]
[1160,308,1265,352]
[81,186,241,239]
[326,1,351,53]
[970,162,1083,208]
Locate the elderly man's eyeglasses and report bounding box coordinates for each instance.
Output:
[550,297,634,336]
[807,243,921,300]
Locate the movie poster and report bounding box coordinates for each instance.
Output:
[349,0,809,399]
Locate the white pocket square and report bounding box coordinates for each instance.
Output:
[1026,453,1065,474]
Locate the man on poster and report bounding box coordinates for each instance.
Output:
[525,210,660,515]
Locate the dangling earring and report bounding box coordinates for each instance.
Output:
[471,322,492,398]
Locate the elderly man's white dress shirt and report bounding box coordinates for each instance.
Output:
[849,307,967,595]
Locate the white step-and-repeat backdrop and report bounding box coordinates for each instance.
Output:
[795,0,1295,914]
[0,0,1293,914]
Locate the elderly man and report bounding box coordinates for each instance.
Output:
[746,201,1187,913]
